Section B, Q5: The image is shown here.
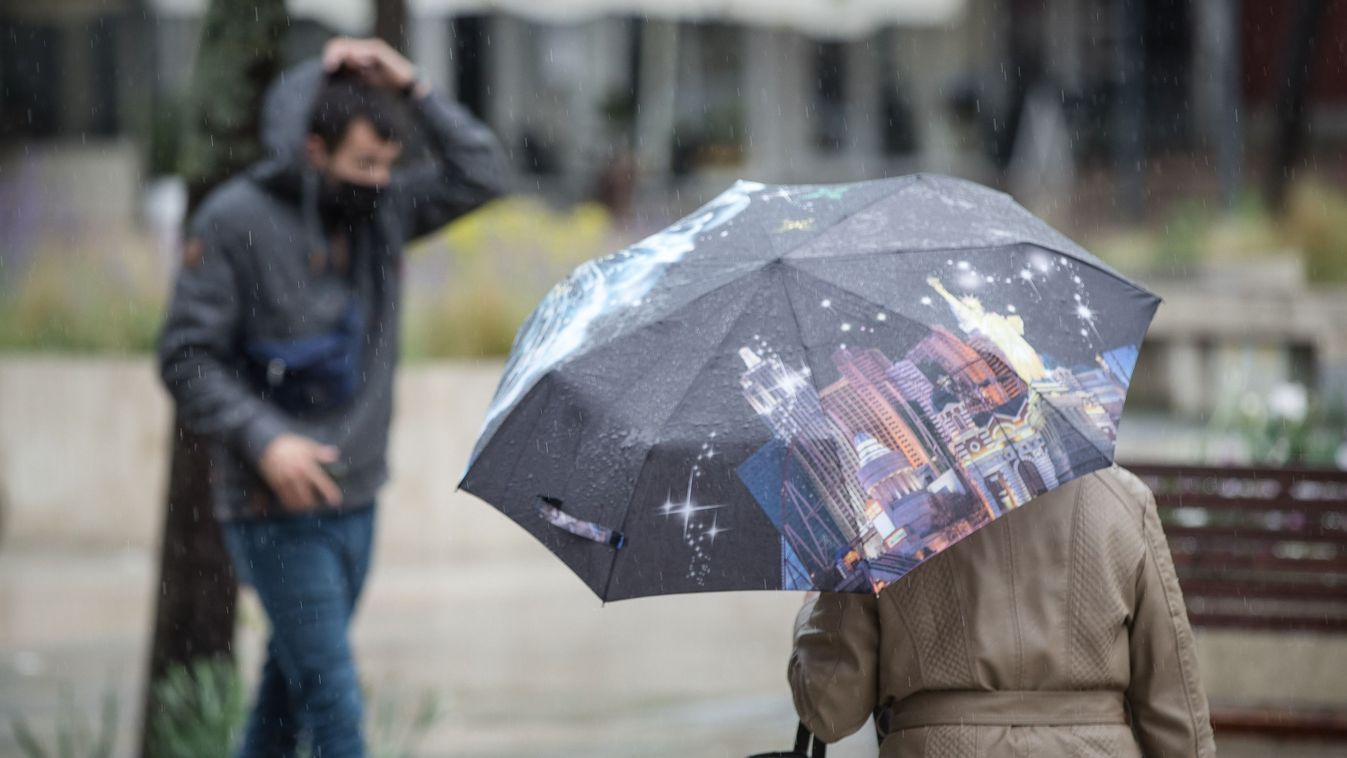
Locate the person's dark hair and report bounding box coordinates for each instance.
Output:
[307,70,404,151]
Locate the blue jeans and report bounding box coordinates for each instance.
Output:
[223,506,375,758]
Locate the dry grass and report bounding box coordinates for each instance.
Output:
[401,196,619,359]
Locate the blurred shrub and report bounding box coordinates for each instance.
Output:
[402,196,615,359]
[148,657,244,758]
[145,657,443,758]
[0,197,618,358]
[1091,180,1347,284]
[0,245,163,354]
[10,685,117,758]
[1203,380,1346,467]
[364,684,442,758]
[148,93,186,178]
[1283,180,1347,283]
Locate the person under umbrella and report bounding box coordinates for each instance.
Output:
[788,465,1215,757]
[461,174,1214,755]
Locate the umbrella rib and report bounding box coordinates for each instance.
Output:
[776,261,819,394]
[788,240,1158,301]
[776,174,1142,293]
[769,174,923,262]
[592,260,771,345]
[779,261,949,366]
[778,262,985,478]
[544,263,768,383]
[598,276,771,602]
[1029,385,1116,470]
[495,371,554,511]
[471,267,767,465]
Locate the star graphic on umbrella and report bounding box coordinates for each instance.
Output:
[660,469,727,538]
[778,218,816,233]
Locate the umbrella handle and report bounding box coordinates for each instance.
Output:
[536,496,626,550]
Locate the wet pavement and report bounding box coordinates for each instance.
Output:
[0,539,884,757]
[5,545,1344,757]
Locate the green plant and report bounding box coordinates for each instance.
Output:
[10,684,118,758]
[148,657,245,758]
[598,87,637,131]
[364,685,442,758]
[1088,179,1347,284]
[0,237,165,354]
[1284,180,1347,283]
[148,92,187,177]
[1208,381,1346,467]
[140,655,444,758]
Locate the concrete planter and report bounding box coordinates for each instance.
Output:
[0,355,525,561]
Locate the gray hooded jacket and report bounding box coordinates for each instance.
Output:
[159,61,507,521]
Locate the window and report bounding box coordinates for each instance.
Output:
[813,41,847,152]
[672,23,745,172]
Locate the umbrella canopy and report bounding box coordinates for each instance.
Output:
[460,174,1159,601]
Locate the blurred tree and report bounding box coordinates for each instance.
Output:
[374,0,409,54]
[140,1,287,755]
[1267,0,1327,212]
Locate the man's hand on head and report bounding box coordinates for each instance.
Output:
[258,433,344,512]
[322,37,427,97]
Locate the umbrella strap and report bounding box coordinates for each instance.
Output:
[536,496,626,550]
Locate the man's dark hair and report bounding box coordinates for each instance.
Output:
[307,70,404,150]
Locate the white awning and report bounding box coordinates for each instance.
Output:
[412,0,964,35]
[150,0,963,38]
[148,0,372,34]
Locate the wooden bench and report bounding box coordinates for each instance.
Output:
[1127,463,1347,741]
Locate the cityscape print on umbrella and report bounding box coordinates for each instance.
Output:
[729,259,1137,593]
[463,174,1158,600]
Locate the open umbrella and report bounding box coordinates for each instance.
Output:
[459,174,1158,601]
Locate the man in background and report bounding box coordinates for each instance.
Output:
[159,37,506,756]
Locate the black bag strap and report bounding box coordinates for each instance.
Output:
[793,722,812,754]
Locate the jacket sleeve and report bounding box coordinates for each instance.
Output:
[391,91,508,241]
[788,592,880,743]
[1126,491,1217,758]
[158,215,290,465]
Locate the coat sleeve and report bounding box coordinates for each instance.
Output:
[390,91,508,241]
[157,214,290,465]
[1126,490,1217,758]
[788,592,880,743]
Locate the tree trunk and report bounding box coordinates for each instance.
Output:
[374,0,409,54]
[1113,0,1146,222]
[1194,0,1243,211]
[140,1,286,754]
[1267,0,1327,212]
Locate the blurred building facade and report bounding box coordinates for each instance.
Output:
[9,0,1347,215]
[5,0,1347,436]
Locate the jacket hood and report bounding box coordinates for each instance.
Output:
[250,59,325,194]
[247,59,337,266]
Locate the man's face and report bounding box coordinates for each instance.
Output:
[306,117,402,187]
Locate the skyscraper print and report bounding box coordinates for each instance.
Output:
[737,276,1133,592]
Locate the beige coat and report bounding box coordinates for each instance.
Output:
[788,466,1216,757]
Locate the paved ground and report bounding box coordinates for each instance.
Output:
[4,543,1345,757]
[0,543,883,757]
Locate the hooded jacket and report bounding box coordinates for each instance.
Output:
[159,60,507,520]
[789,466,1216,757]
